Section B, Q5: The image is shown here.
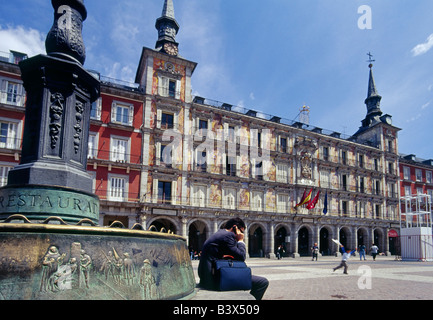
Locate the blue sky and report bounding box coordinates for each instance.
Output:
[1,1,433,159]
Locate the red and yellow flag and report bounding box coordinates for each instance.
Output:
[295,189,312,207]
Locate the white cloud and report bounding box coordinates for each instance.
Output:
[0,25,45,57]
[411,33,433,57]
[421,101,430,110]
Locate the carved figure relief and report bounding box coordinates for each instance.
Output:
[300,151,313,179]
[36,242,173,299]
[73,101,84,154]
[295,136,318,180]
[49,93,64,149]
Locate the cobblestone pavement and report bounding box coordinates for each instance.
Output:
[191,255,433,300]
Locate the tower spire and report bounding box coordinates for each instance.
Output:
[364,53,382,118]
[155,0,180,56]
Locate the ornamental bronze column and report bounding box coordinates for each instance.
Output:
[2,0,100,224]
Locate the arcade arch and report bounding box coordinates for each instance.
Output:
[147,216,178,234]
[188,219,208,254]
[248,223,267,257]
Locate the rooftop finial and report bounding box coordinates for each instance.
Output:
[367,52,375,69]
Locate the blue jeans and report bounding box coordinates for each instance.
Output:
[359,251,366,260]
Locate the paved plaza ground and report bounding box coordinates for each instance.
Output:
[191,255,433,300]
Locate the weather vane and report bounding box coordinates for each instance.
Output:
[367,52,375,68]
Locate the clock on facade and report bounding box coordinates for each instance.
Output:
[164,43,178,56]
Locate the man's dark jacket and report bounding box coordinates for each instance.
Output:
[198,229,246,289]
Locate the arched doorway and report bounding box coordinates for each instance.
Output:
[275,226,288,256]
[319,227,330,256]
[188,220,207,255]
[249,225,264,257]
[298,227,309,256]
[388,229,398,255]
[339,228,348,253]
[148,218,177,234]
[357,228,367,247]
[374,229,383,249]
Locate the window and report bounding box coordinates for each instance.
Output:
[277,194,288,213]
[108,176,127,201]
[341,151,346,165]
[158,181,172,204]
[375,180,380,195]
[158,76,181,99]
[323,147,329,161]
[375,205,381,219]
[388,183,396,198]
[90,98,102,120]
[0,166,11,187]
[168,80,176,98]
[228,126,235,142]
[193,185,207,207]
[111,137,129,162]
[388,162,394,175]
[342,201,348,216]
[196,151,207,172]
[224,188,236,209]
[374,158,379,171]
[161,112,174,129]
[341,174,347,191]
[403,166,410,180]
[415,169,422,182]
[111,102,134,126]
[198,119,208,130]
[226,155,236,176]
[279,137,287,153]
[257,131,262,148]
[404,185,411,196]
[255,161,263,180]
[320,170,330,188]
[1,80,24,106]
[88,133,98,158]
[427,171,432,184]
[277,164,288,183]
[359,154,364,168]
[359,177,365,193]
[0,121,18,149]
[160,144,173,167]
[252,192,263,211]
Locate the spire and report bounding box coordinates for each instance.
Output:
[161,0,175,19]
[155,0,180,55]
[367,66,379,98]
[364,54,382,117]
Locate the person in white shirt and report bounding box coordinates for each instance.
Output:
[370,244,379,261]
[333,245,356,274]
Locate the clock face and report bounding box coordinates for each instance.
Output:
[164,43,178,56]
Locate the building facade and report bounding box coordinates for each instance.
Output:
[399,154,433,201]
[0,0,403,257]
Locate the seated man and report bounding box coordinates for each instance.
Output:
[198,217,269,300]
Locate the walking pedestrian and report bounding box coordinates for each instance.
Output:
[276,245,285,260]
[370,244,379,261]
[359,244,366,261]
[333,245,356,274]
[311,243,319,261]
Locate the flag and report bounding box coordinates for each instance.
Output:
[295,189,312,207]
[323,192,328,215]
[306,191,320,210]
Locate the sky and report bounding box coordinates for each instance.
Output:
[1,0,433,159]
